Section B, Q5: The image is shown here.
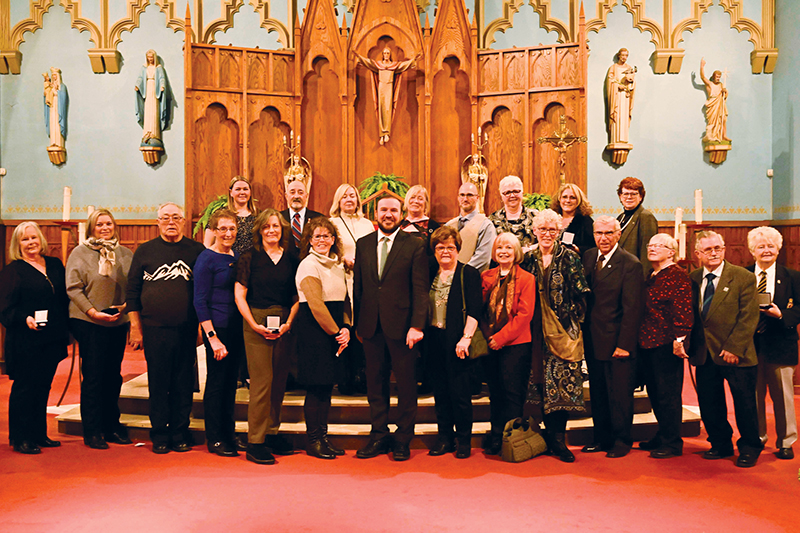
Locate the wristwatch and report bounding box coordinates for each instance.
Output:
[207,330,217,338]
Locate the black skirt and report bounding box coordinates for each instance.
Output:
[295,301,345,386]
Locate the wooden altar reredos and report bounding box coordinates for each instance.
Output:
[183,0,588,223]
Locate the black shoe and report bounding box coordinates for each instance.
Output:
[455,440,471,459]
[207,441,239,457]
[267,434,295,456]
[581,442,609,453]
[356,437,392,459]
[606,445,630,459]
[39,437,61,448]
[650,447,682,459]
[392,442,411,461]
[775,447,794,460]
[152,443,170,454]
[320,426,345,456]
[702,447,734,460]
[105,431,132,445]
[637,438,660,451]
[246,443,276,465]
[483,434,502,456]
[551,434,575,463]
[307,438,337,460]
[428,437,455,456]
[736,452,759,468]
[85,435,109,450]
[235,434,248,451]
[170,441,192,453]
[13,441,42,455]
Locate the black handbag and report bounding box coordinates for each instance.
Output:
[460,267,489,359]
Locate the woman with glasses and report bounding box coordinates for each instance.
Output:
[489,175,538,255]
[552,183,594,254]
[481,233,536,455]
[294,218,350,459]
[527,209,590,462]
[616,177,658,273]
[425,226,482,459]
[194,209,245,457]
[637,233,693,459]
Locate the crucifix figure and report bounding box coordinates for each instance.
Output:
[537,115,587,184]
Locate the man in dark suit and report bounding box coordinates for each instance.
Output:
[746,226,799,460]
[280,179,323,254]
[353,195,429,461]
[616,177,658,274]
[688,230,761,467]
[582,215,643,458]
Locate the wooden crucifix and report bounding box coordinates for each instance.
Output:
[537,115,587,184]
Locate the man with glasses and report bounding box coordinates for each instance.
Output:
[489,175,538,257]
[581,216,643,458]
[126,202,205,454]
[281,179,323,254]
[616,177,657,273]
[446,182,497,272]
[688,230,761,467]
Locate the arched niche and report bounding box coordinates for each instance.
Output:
[193,103,241,215]
[248,106,291,210]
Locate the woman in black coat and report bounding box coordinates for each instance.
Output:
[425,226,483,459]
[0,222,69,454]
[552,183,594,254]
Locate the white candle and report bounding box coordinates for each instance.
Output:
[674,208,683,239]
[678,223,687,260]
[297,135,300,145]
[694,189,703,224]
[87,205,95,217]
[471,133,475,143]
[283,135,287,145]
[478,126,482,138]
[62,186,71,221]
[78,222,86,244]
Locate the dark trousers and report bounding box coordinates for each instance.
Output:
[484,342,532,436]
[362,328,419,444]
[695,355,762,455]
[586,355,635,449]
[304,384,334,434]
[71,319,129,439]
[338,327,367,394]
[427,328,474,442]
[640,344,684,452]
[8,345,61,443]
[203,322,244,444]
[142,324,198,445]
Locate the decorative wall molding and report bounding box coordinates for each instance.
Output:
[0,0,54,74]
[248,0,290,48]
[482,0,524,49]
[61,0,150,73]
[719,0,777,73]
[594,205,769,217]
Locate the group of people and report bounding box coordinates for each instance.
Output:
[1,176,795,469]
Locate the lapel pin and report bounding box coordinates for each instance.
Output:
[723,287,729,292]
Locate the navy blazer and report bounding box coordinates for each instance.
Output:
[746,263,800,366]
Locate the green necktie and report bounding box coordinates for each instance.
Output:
[378,236,389,278]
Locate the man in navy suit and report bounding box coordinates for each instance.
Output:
[353,196,429,461]
[582,216,643,458]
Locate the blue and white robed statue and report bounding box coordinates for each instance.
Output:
[135,49,170,164]
[43,67,68,165]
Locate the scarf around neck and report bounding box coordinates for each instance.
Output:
[85,237,118,276]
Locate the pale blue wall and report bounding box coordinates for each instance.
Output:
[0,1,780,222]
[772,0,800,219]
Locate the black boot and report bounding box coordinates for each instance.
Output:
[321,425,345,456]
[306,428,336,459]
[550,432,575,463]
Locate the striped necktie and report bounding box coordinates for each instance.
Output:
[756,271,767,333]
[757,271,767,294]
[292,212,302,248]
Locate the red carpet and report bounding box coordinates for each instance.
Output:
[0,351,798,532]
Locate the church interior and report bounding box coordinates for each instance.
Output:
[1,0,799,530]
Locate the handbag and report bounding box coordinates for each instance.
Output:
[500,416,547,463]
[460,267,489,359]
[539,287,583,362]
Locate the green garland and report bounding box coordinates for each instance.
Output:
[358,172,409,220]
[523,192,551,212]
[193,195,227,237]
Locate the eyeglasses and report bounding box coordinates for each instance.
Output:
[215,226,237,234]
[699,246,725,255]
[537,228,560,235]
[501,189,522,196]
[593,230,619,237]
[458,193,477,199]
[311,234,333,242]
[435,245,458,253]
[158,215,184,223]
[619,192,640,198]
[646,243,671,250]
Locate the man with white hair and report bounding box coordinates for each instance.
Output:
[127,203,205,454]
[488,175,538,254]
[446,182,497,272]
[745,226,800,460]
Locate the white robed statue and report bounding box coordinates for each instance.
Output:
[43,67,67,164]
[135,50,170,152]
[699,58,730,143]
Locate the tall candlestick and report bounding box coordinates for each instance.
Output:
[62,186,71,221]
[471,133,474,143]
[478,126,482,138]
[674,208,683,239]
[678,223,687,260]
[78,222,86,244]
[694,189,703,224]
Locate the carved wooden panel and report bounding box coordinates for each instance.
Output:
[248,105,290,211]
[556,47,580,87]
[530,49,553,88]
[192,48,214,87]
[483,107,523,214]
[272,54,293,93]
[429,58,471,221]
[247,52,268,91]
[504,52,526,91]
[219,49,242,89]
[302,58,343,214]
[479,54,500,93]
[192,103,241,215]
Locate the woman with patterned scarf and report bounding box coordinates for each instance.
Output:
[526,209,590,463]
[66,209,134,450]
[480,233,536,455]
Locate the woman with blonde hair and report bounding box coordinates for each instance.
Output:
[400,185,440,252]
[552,183,594,253]
[66,209,134,449]
[204,176,259,253]
[0,222,70,454]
